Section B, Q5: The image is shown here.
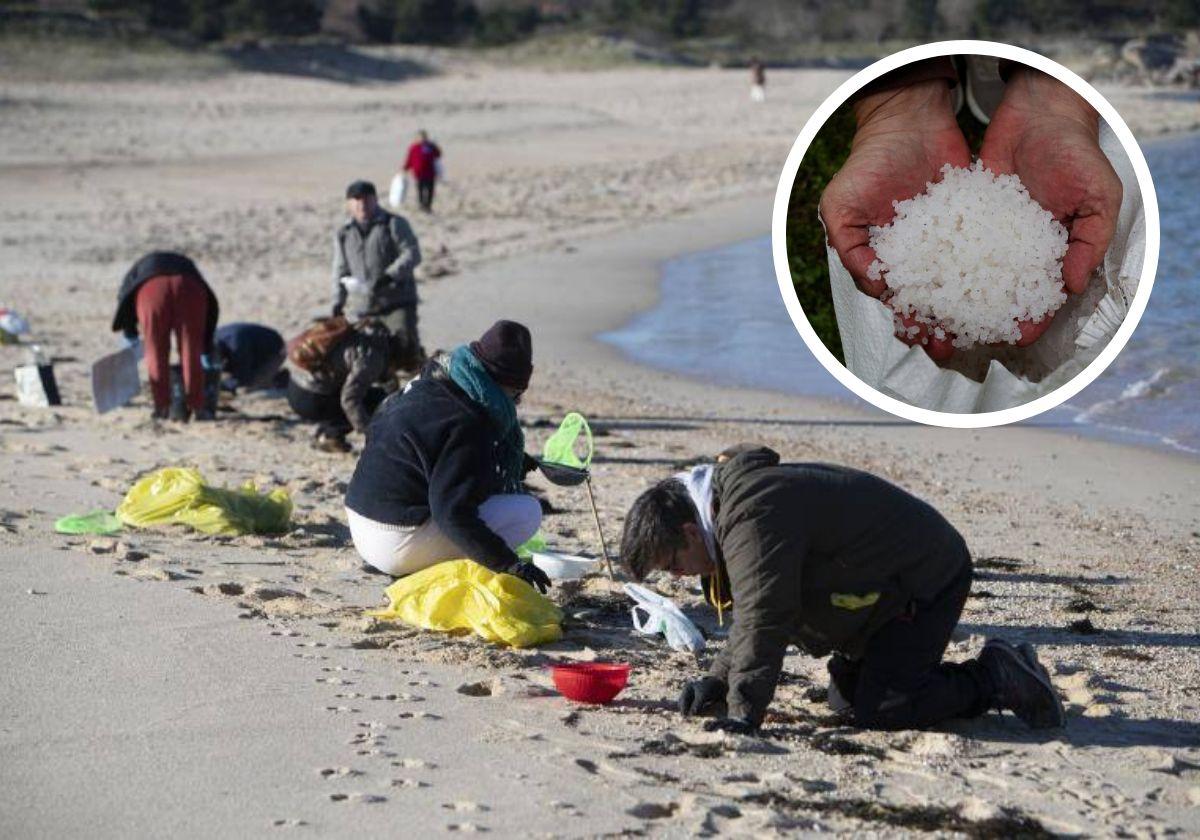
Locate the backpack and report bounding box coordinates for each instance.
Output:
[287,316,353,373]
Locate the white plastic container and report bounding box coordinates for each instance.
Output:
[530,551,599,581]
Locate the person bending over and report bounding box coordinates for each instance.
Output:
[112,251,220,422]
[344,320,550,593]
[620,445,1065,734]
[286,317,392,453]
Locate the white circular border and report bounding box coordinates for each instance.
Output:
[771,39,1161,428]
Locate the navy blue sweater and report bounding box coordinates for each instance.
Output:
[344,365,519,573]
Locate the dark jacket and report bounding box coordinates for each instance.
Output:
[287,321,391,434]
[344,362,521,573]
[705,447,969,726]
[112,251,220,350]
[214,322,284,390]
[332,210,421,318]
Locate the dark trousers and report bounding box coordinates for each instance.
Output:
[287,380,386,439]
[417,178,435,211]
[829,561,991,730]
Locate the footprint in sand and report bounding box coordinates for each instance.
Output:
[270,818,307,828]
[391,778,429,789]
[328,793,386,804]
[324,706,358,713]
[627,801,679,820]
[446,823,487,833]
[443,801,489,813]
[317,767,362,779]
[1056,669,1135,718]
[393,758,437,770]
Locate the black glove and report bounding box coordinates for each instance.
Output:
[522,453,540,478]
[703,716,758,736]
[508,561,551,594]
[678,676,727,717]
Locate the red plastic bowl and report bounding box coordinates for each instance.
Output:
[551,662,631,705]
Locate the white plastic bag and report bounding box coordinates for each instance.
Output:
[388,173,407,207]
[623,582,706,654]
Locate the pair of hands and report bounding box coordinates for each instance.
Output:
[678,675,758,735]
[819,67,1122,360]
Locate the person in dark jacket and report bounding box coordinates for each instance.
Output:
[344,320,549,593]
[112,251,220,421]
[620,445,1065,734]
[213,322,286,393]
[332,180,424,372]
[286,319,392,452]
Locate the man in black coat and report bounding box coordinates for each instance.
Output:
[621,446,1065,734]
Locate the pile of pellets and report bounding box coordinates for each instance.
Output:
[867,162,1069,348]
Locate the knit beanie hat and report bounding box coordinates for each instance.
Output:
[469,320,533,390]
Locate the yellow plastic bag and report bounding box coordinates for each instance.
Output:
[368,559,562,648]
[116,467,292,536]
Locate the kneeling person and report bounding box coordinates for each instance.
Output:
[620,445,1065,734]
[344,320,549,592]
[286,317,391,452]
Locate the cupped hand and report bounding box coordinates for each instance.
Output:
[820,79,969,360]
[980,67,1122,346]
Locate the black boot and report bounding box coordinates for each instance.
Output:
[979,639,1065,729]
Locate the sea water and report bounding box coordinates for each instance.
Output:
[601,133,1199,455]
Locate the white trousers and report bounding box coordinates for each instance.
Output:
[347,494,542,577]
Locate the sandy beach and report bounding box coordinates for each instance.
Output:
[2,48,1199,836]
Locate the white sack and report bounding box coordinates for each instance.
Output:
[827,123,1144,413]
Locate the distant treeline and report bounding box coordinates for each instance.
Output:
[78,0,1200,45]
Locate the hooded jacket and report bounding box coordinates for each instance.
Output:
[112,252,220,350]
[343,361,524,573]
[704,447,969,726]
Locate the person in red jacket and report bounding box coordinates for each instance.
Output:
[403,129,441,213]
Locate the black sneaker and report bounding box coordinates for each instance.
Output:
[980,639,1066,729]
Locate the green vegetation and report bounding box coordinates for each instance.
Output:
[785,104,855,365]
[4,0,1187,51]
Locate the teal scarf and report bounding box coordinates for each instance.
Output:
[447,345,525,493]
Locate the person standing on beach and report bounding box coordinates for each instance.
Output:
[332,179,425,372]
[112,251,220,422]
[344,320,549,593]
[403,130,442,213]
[750,58,766,102]
[620,444,1066,734]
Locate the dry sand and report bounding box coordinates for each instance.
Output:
[2,48,1198,837]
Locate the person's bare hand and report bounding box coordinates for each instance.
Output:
[979,67,1122,347]
[820,79,969,361]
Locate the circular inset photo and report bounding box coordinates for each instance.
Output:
[773,41,1159,426]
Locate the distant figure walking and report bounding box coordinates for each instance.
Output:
[404,130,442,212]
[750,59,766,102]
[112,251,219,422]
